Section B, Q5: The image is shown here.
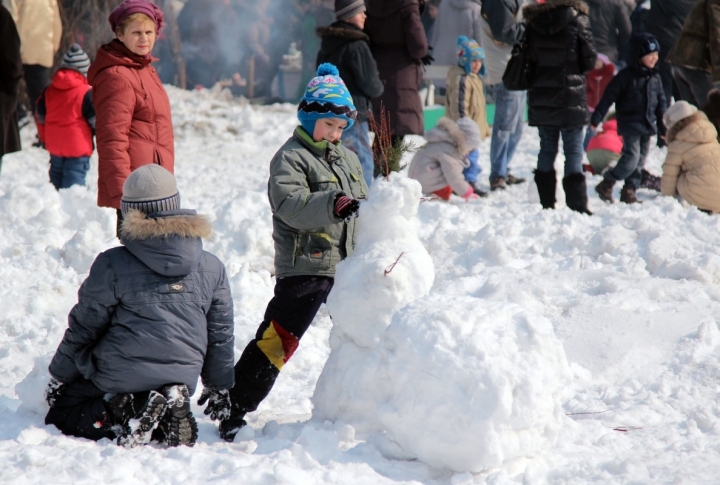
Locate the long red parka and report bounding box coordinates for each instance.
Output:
[88,39,174,209]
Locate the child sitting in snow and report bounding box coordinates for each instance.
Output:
[36,44,95,190]
[661,100,720,214]
[408,116,482,202]
[445,35,491,196]
[45,165,235,448]
[207,64,368,442]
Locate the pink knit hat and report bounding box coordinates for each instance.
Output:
[108,0,165,36]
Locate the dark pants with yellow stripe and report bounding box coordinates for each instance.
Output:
[229,275,334,415]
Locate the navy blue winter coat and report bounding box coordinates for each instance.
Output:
[49,210,235,395]
[590,33,667,136]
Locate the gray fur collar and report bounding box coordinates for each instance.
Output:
[667,111,708,143]
[523,0,589,22]
[435,117,468,155]
[120,210,214,241]
[316,24,369,42]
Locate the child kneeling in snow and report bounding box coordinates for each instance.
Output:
[408,117,482,201]
[45,165,235,447]
[661,101,720,214]
[208,64,368,442]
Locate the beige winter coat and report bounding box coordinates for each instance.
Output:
[662,111,720,213]
[16,0,62,67]
[408,117,472,196]
[445,65,491,140]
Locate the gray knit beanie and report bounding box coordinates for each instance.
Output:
[663,100,698,131]
[335,0,365,21]
[61,44,91,76]
[121,164,180,216]
[456,117,482,154]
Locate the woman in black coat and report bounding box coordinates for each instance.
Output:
[0,5,22,172]
[524,0,597,215]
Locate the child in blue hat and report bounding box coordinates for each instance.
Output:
[445,36,491,196]
[202,63,369,442]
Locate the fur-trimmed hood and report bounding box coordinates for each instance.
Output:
[524,0,589,35]
[425,117,469,156]
[317,22,370,42]
[120,209,213,277]
[667,111,718,144]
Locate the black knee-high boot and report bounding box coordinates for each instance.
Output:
[534,169,557,209]
[563,172,592,215]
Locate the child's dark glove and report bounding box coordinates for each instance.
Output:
[45,378,66,407]
[334,195,360,222]
[197,387,232,421]
[657,135,667,148]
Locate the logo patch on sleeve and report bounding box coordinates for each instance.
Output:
[169,283,185,292]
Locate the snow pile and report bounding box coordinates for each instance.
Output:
[314,175,571,472]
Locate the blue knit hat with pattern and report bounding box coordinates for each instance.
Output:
[456,35,485,76]
[298,63,357,135]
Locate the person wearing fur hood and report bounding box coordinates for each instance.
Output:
[45,165,235,448]
[408,117,482,201]
[661,100,720,214]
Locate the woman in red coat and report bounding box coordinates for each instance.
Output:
[88,0,173,235]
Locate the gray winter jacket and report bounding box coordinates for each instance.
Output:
[432,0,483,67]
[49,210,235,395]
[269,127,368,278]
[408,117,473,195]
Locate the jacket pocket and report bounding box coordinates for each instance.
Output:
[294,232,333,272]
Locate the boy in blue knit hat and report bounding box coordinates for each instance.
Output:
[198,63,369,442]
[445,36,492,196]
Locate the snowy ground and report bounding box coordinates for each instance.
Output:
[2,85,720,484]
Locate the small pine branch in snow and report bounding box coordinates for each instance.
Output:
[368,104,415,178]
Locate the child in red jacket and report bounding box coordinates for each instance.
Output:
[36,44,95,190]
[584,54,616,150]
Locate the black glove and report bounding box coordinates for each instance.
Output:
[421,53,434,66]
[45,378,66,407]
[657,136,667,148]
[197,387,232,421]
[333,195,360,222]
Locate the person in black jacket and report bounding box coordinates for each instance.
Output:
[645,0,696,103]
[591,33,667,204]
[524,0,597,215]
[317,0,384,186]
[0,4,22,172]
[585,0,631,66]
[45,165,235,448]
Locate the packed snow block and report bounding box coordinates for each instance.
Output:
[325,174,435,348]
[16,355,54,416]
[316,296,572,473]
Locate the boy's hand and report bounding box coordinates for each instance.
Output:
[197,387,232,421]
[657,135,667,148]
[334,195,360,222]
[45,378,66,407]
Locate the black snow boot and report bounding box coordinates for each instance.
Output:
[595,178,615,203]
[158,384,198,447]
[640,169,661,192]
[533,169,557,209]
[563,172,593,215]
[116,390,168,448]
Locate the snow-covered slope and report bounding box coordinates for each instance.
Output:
[1,85,720,484]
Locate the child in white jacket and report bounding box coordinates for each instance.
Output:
[408,117,482,201]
